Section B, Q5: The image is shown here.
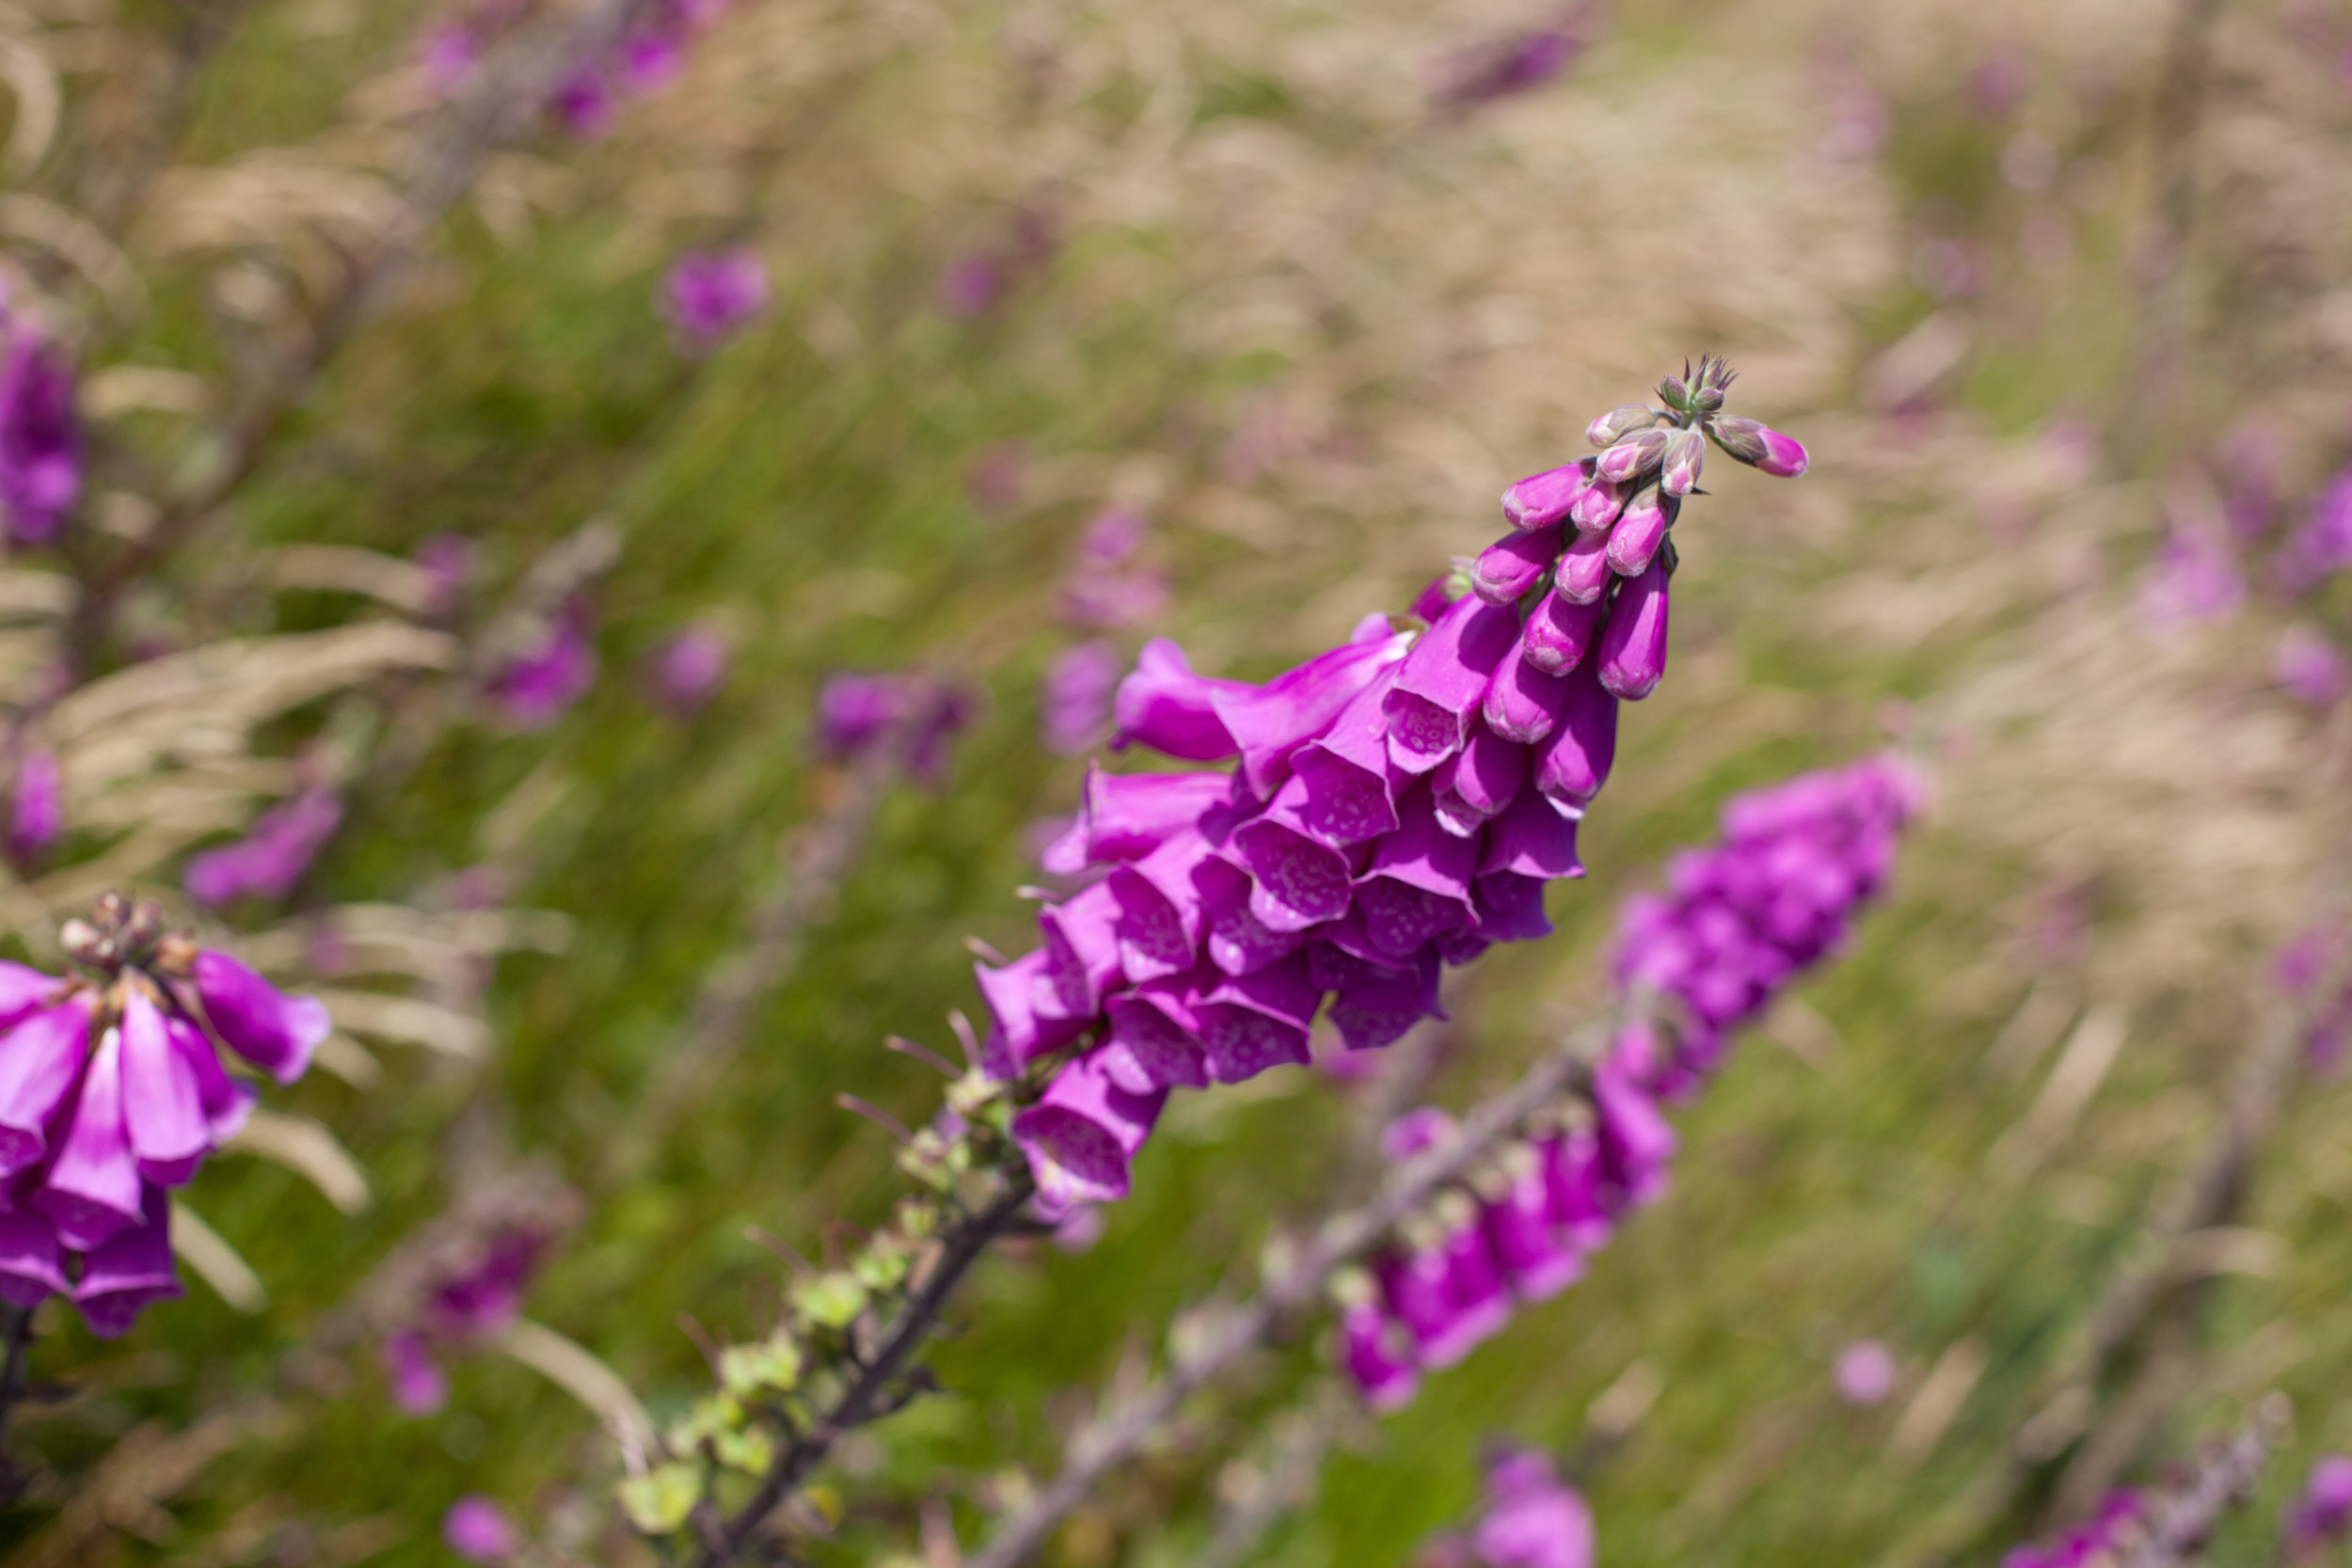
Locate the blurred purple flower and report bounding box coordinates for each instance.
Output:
[551,67,615,135]
[489,602,597,730]
[2279,465,2352,592]
[185,787,342,909]
[2278,626,2348,708]
[938,255,1002,320]
[2139,523,2242,630]
[1834,1339,1898,1405]
[382,1329,450,1415]
[1965,46,2030,118]
[1041,641,1121,755]
[1058,507,1170,630]
[382,1225,552,1418]
[2001,1491,2143,1568]
[6,744,59,869]
[415,532,474,620]
[418,24,480,94]
[663,248,770,353]
[2285,1455,2352,1557]
[1471,1449,1594,1568]
[0,318,81,546]
[812,673,980,784]
[1429,3,1597,114]
[444,1497,521,1564]
[644,622,732,718]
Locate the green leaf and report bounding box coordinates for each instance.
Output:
[616,1465,702,1534]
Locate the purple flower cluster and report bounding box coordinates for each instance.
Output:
[185,787,342,909]
[809,672,979,786]
[1422,1449,1594,1568]
[0,896,326,1336]
[1334,753,1923,1409]
[488,599,598,731]
[2000,1491,2145,1568]
[0,310,80,547]
[2285,1455,2352,1559]
[993,367,1812,1215]
[381,1224,550,1414]
[549,0,735,136]
[1428,3,1597,115]
[662,249,771,354]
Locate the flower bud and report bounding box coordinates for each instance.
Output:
[1501,461,1593,531]
[1471,523,1566,606]
[1597,559,1669,701]
[1584,405,1659,450]
[1659,428,1705,497]
[1708,417,1807,478]
[1553,531,1613,604]
[1519,593,1607,675]
[1605,489,1674,578]
[1656,373,1690,412]
[1568,475,1627,532]
[1595,428,1669,485]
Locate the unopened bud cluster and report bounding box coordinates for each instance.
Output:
[1336,755,1922,1409]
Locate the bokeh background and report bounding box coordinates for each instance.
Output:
[5,0,2352,1563]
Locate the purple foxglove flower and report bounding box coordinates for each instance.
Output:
[1375,1235,1457,1366]
[0,998,90,1177]
[1386,595,1519,775]
[812,673,905,759]
[1587,404,1658,449]
[1659,428,1706,497]
[1427,1193,1509,1365]
[1383,1106,1457,1160]
[2280,467,2352,592]
[1471,523,1566,606]
[1500,462,1592,531]
[1538,1120,1612,1249]
[1041,639,1121,755]
[551,67,615,135]
[119,990,209,1186]
[1103,986,1209,1090]
[1328,951,1443,1052]
[2286,1455,2352,1553]
[1075,505,1148,567]
[40,1024,142,1250]
[1035,880,1127,1020]
[171,1015,256,1144]
[1212,625,1409,800]
[1534,662,1618,809]
[1596,558,1669,701]
[6,744,59,867]
[975,950,1089,1077]
[1355,784,1478,962]
[1291,668,1405,846]
[1553,529,1613,604]
[1111,829,1227,974]
[0,1212,65,1308]
[662,248,770,352]
[1568,474,1627,532]
[619,26,684,93]
[1479,789,1582,881]
[384,1328,451,1415]
[418,24,480,94]
[1604,487,1673,577]
[444,1497,521,1564]
[1201,854,1306,977]
[185,786,342,907]
[1192,954,1320,1082]
[1593,1064,1676,1210]
[192,950,327,1085]
[645,623,731,717]
[1046,767,1232,875]
[2278,626,2347,707]
[1480,1145,1583,1300]
[426,1227,548,1339]
[1410,574,1462,623]
[0,962,49,1027]
[2001,1492,2143,1568]
[1834,1339,1898,1405]
[1708,417,1808,477]
[1012,1046,1168,1206]
[1429,8,1590,113]
[1232,780,1359,932]
[1431,724,1530,835]
[72,1182,180,1338]
[1113,639,1248,762]
[1518,590,1607,676]
[1474,1450,1595,1568]
[1595,427,1668,485]
[489,602,596,730]
[0,327,81,546]
[1483,646,1573,745]
[1472,871,1554,944]
[1059,565,1170,631]
[2141,523,2243,629]
[1339,1297,1419,1412]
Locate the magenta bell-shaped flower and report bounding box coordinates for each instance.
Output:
[1386,595,1519,775]
[1213,620,1408,800]
[1553,530,1613,604]
[1040,640,1121,755]
[1113,639,1248,762]
[193,950,329,1085]
[1482,650,1572,745]
[662,248,771,352]
[72,1183,181,1338]
[1595,558,1669,701]
[1011,1045,1168,1206]
[1604,488,1673,578]
[1473,1449,1596,1568]
[1534,662,1618,809]
[1472,523,1566,606]
[1518,591,1606,676]
[1500,462,1592,531]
